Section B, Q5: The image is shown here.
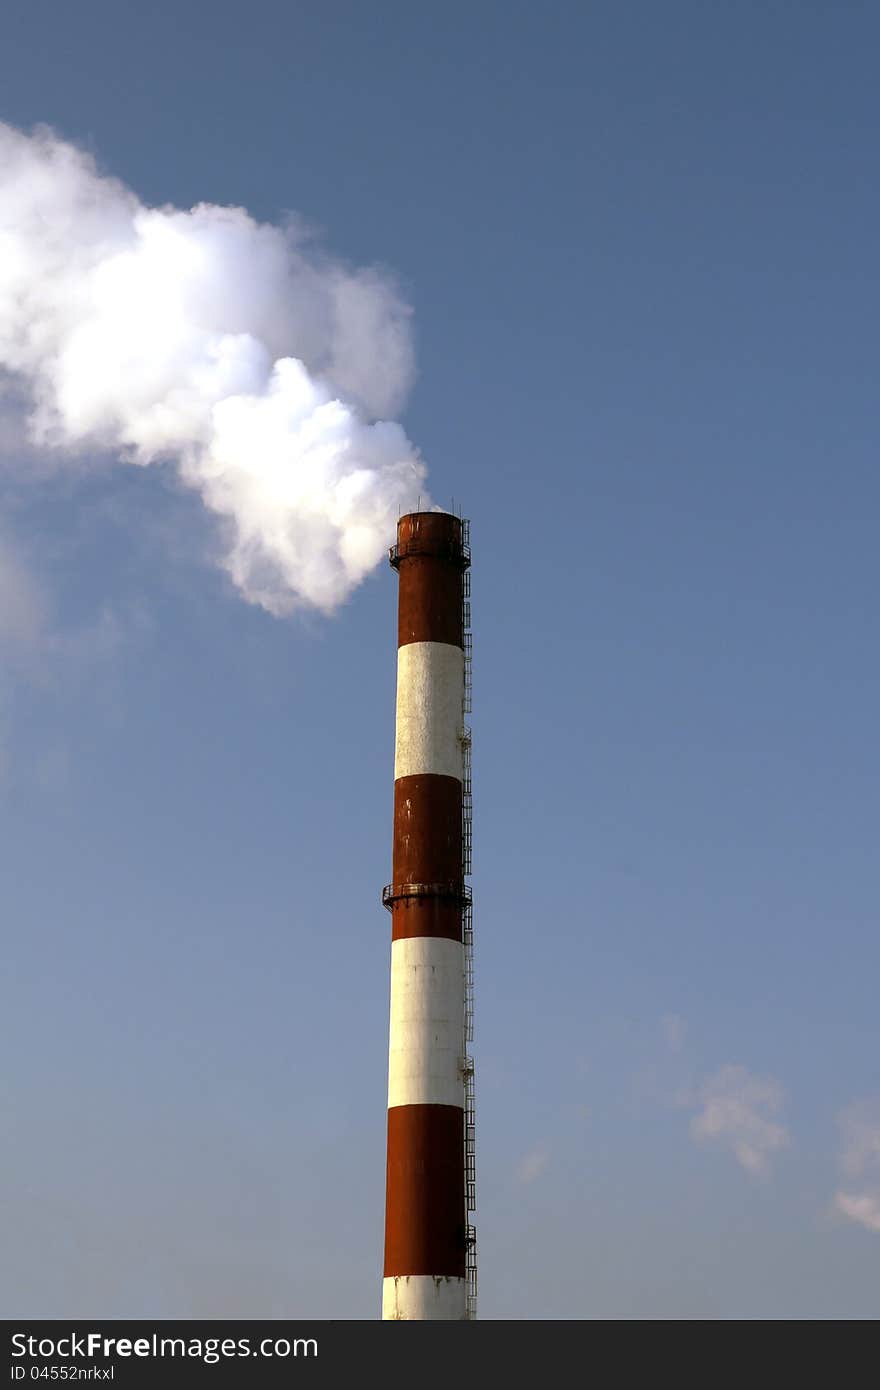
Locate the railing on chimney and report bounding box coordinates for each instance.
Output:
[465,1225,477,1321]
[460,522,476,1319]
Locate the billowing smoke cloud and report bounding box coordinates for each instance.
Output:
[0,122,429,614]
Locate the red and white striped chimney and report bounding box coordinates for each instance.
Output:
[382,511,475,1320]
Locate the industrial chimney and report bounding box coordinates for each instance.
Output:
[381,511,476,1320]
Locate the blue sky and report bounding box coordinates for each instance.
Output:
[1,0,879,1318]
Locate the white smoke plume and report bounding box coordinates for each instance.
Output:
[0,122,429,614]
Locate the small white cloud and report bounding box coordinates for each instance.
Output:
[0,530,151,784]
[0,535,46,777]
[516,1145,550,1186]
[833,1101,880,1234]
[834,1191,880,1233]
[689,1064,788,1175]
[837,1101,880,1179]
[0,535,46,647]
[662,1014,687,1053]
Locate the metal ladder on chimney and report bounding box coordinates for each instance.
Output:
[460,523,477,1319]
